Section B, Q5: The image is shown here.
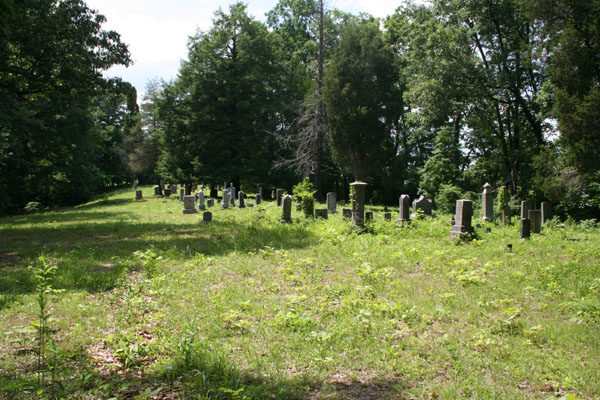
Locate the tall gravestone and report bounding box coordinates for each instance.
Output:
[449,200,474,238]
[255,193,262,205]
[398,194,410,224]
[350,181,367,228]
[520,200,530,220]
[520,218,531,239]
[238,191,245,208]
[179,188,184,201]
[183,195,197,214]
[482,183,494,221]
[541,202,552,224]
[198,192,205,211]
[528,209,542,233]
[135,190,143,200]
[412,196,432,216]
[282,195,292,223]
[221,189,230,209]
[276,189,285,206]
[327,192,337,214]
[230,187,236,206]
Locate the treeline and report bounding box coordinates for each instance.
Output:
[1,0,599,218]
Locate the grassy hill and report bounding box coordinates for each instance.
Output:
[1,187,598,399]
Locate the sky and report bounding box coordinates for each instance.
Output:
[85,0,408,101]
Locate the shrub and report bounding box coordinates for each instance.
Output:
[437,184,462,213]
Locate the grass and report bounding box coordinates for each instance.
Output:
[0,186,599,399]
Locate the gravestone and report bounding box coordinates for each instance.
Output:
[351,181,367,228]
[342,208,352,219]
[207,198,214,208]
[203,211,212,223]
[365,211,373,221]
[541,202,552,224]
[449,200,474,238]
[520,200,530,220]
[238,191,245,208]
[135,190,143,200]
[412,195,432,216]
[230,187,236,206]
[179,188,184,201]
[255,193,261,205]
[520,218,531,239]
[276,189,285,206]
[384,213,391,220]
[327,192,337,214]
[198,192,205,210]
[183,195,197,214]
[170,184,177,195]
[482,183,493,221]
[153,186,162,196]
[282,195,292,223]
[315,209,328,219]
[528,209,542,233]
[221,190,230,209]
[210,188,218,199]
[398,194,411,224]
[164,189,172,197]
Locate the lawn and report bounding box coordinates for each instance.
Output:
[0,187,599,399]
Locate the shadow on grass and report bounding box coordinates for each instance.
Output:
[0,343,404,400]
[0,218,317,297]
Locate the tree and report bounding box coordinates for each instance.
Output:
[156,3,289,193]
[323,22,401,181]
[0,0,131,213]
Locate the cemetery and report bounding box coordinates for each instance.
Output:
[2,0,600,399]
[0,184,599,399]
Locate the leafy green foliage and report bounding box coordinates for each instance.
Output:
[292,177,315,218]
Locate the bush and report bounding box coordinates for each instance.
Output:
[293,177,315,218]
[437,184,462,213]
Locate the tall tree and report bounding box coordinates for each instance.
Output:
[0,0,131,213]
[156,3,288,192]
[323,22,401,181]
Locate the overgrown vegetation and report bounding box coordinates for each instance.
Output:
[1,188,598,399]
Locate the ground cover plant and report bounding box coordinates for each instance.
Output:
[0,187,599,399]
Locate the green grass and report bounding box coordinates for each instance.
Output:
[0,186,599,399]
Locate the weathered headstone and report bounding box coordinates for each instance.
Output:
[154,186,162,196]
[221,190,230,209]
[482,183,493,221]
[327,192,337,214]
[164,189,172,197]
[230,187,236,206]
[520,218,531,239]
[541,202,552,224]
[203,211,212,223]
[351,181,367,228]
[238,191,245,208]
[207,198,214,208]
[183,195,197,214]
[384,213,391,220]
[520,200,530,220]
[198,192,205,210]
[255,193,262,205]
[449,200,474,238]
[398,194,411,224]
[179,188,184,201]
[135,190,143,200]
[342,208,352,219]
[315,209,328,219]
[528,209,541,233]
[412,195,432,216]
[282,195,292,223]
[365,211,373,221]
[276,189,285,206]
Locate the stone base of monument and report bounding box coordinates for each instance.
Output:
[449,224,475,240]
[183,208,197,214]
